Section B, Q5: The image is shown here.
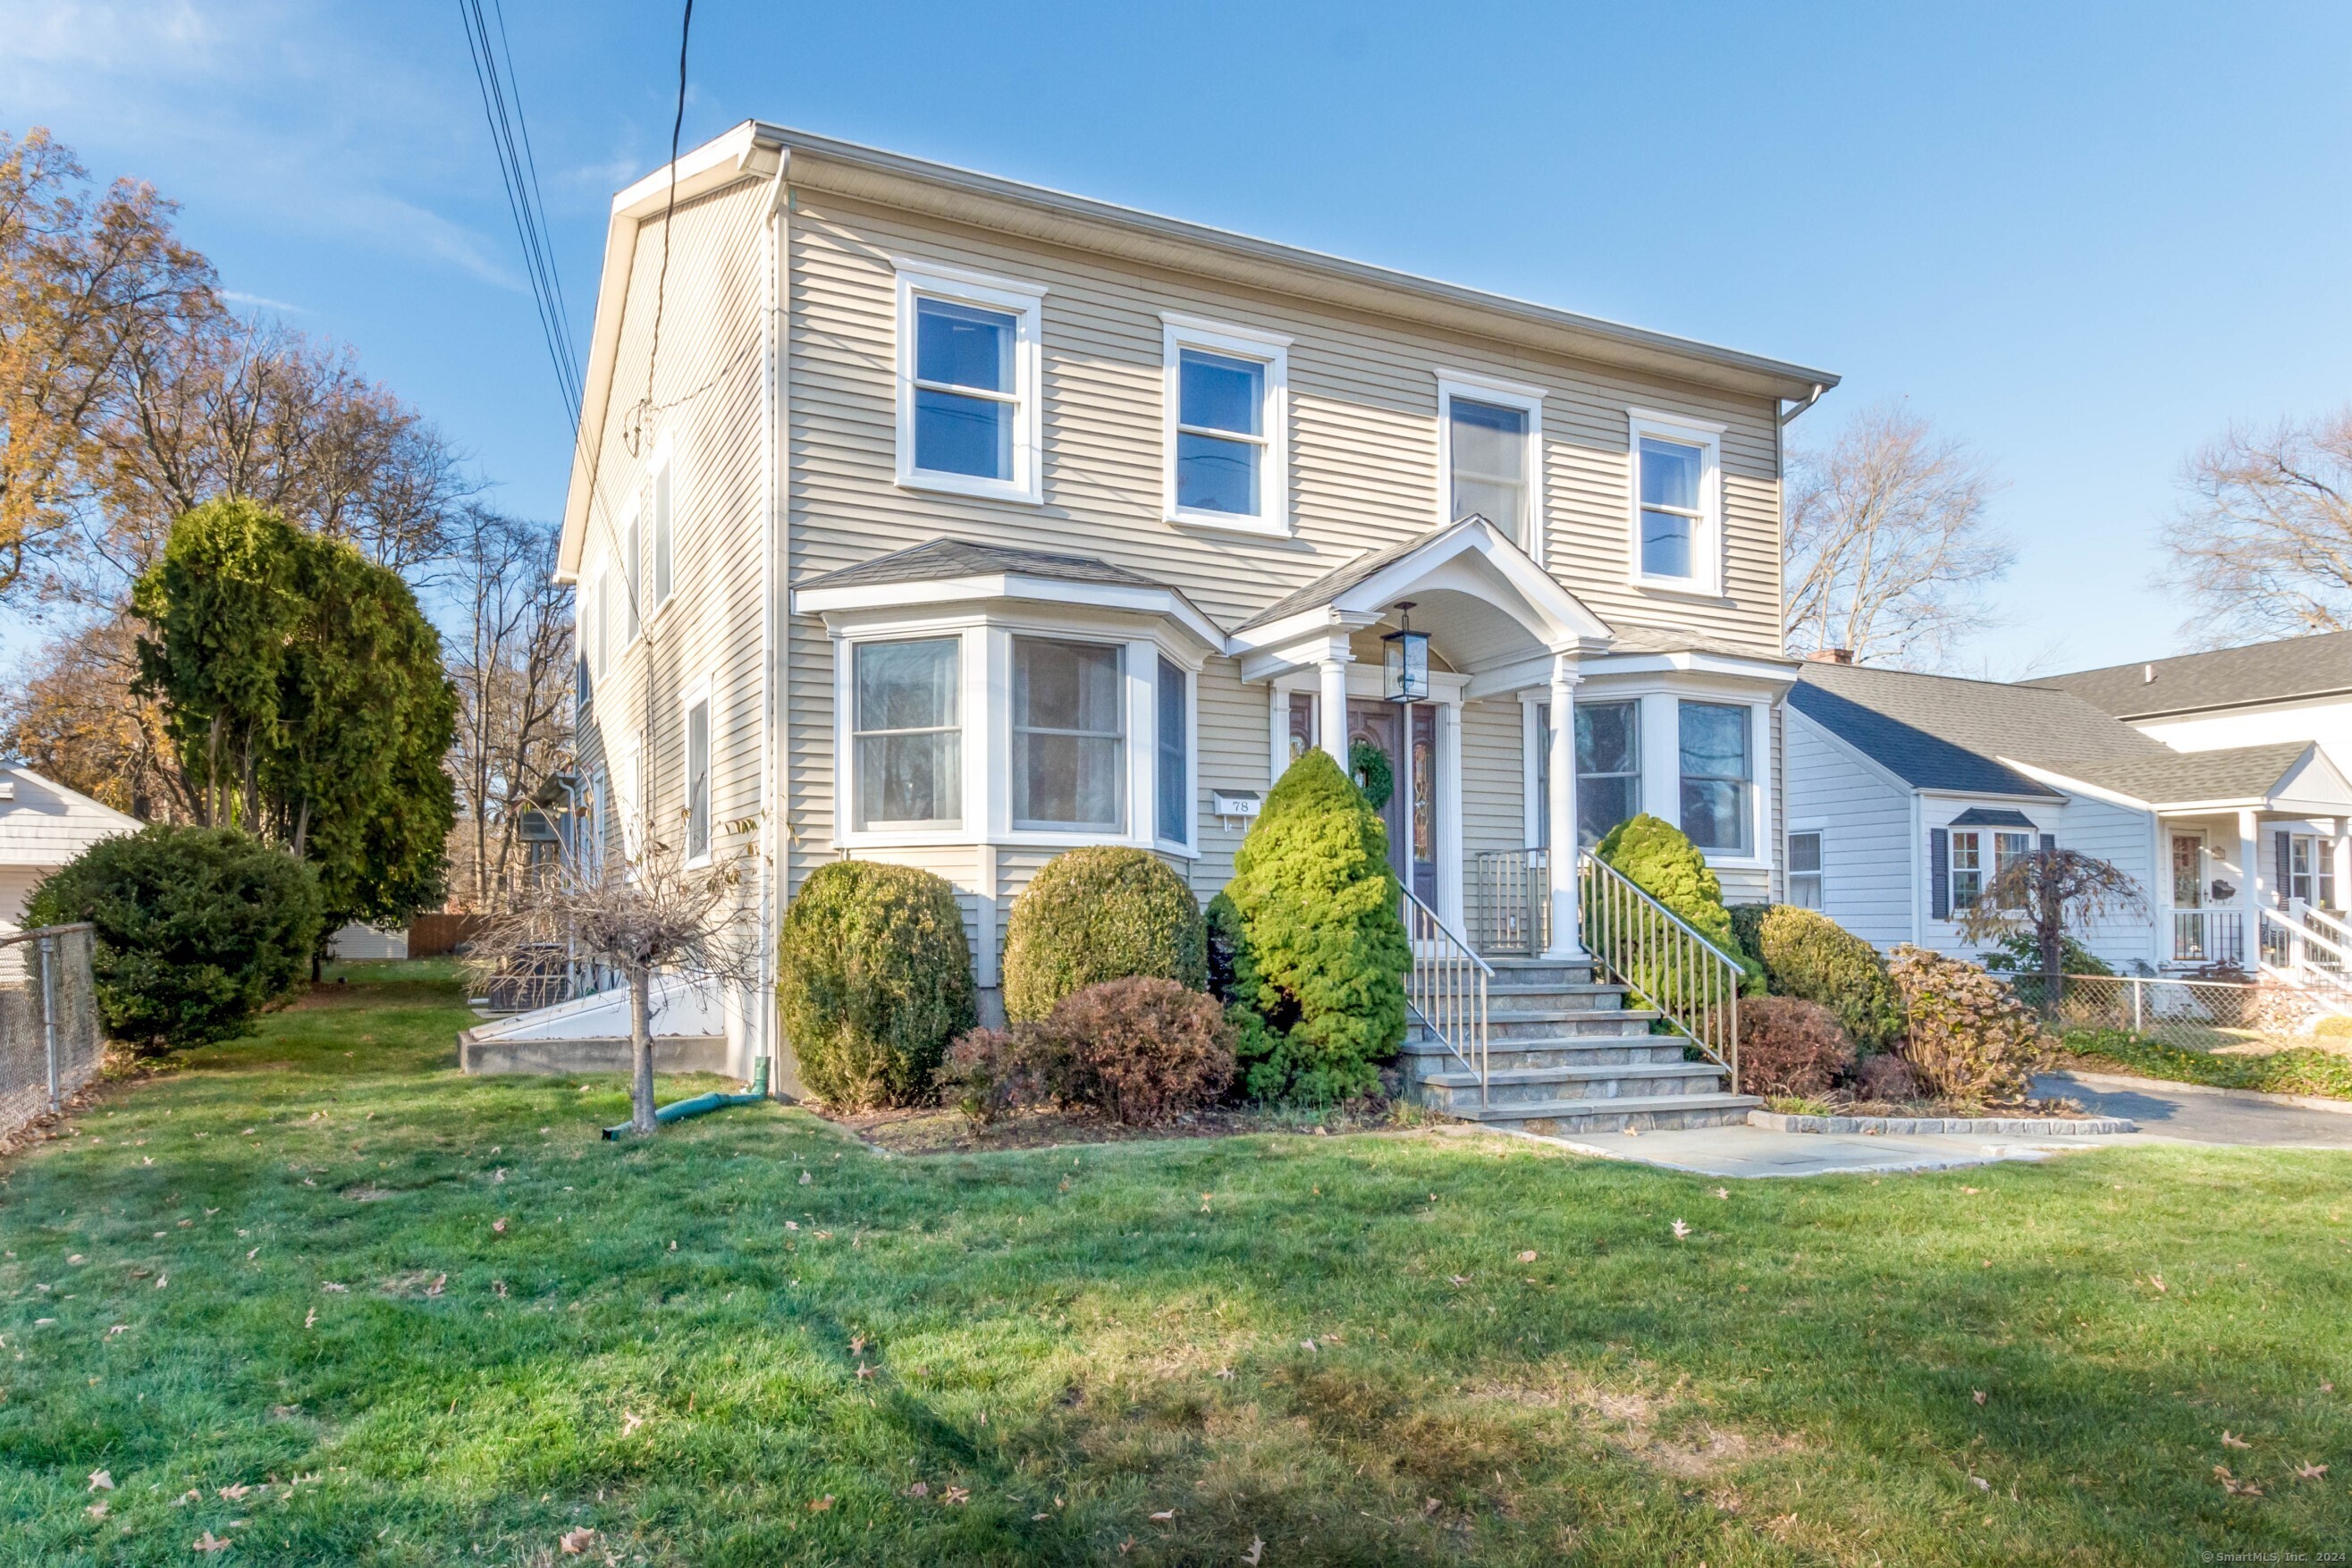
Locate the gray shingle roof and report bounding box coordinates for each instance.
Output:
[798,536,1173,593]
[2035,630,2352,719]
[1791,662,2331,806]
[1230,523,1464,634]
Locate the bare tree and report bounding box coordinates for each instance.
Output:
[443,508,573,911]
[471,841,759,1135]
[1783,403,2011,667]
[1958,847,2147,1009]
[2164,409,2352,644]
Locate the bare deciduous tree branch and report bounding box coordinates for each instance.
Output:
[2164,409,2352,645]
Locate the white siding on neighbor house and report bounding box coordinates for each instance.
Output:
[1912,790,2160,971]
[1783,710,1915,948]
[0,768,142,930]
[2138,695,2352,782]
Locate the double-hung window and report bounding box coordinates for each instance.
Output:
[852,638,962,829]
[2288,833,2336,908]
[1013,637,1124,831]
[1572,699,1640,847]
[683,692,711,864]
[1438,375,1543,552]
[652,457,674,609]
[1788,830,1824,908]
[623,512,643,645]
[1993,830,2033,906]
[1163,316,1289,533]
[1629,409,1724,593]
[1156,656,1188,846]
[894,263,1044,502]
[1951,830,1985,911]
[596,567,615,678]
[1678,700,1751,855]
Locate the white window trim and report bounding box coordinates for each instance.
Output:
[1627,408,1726,598]
[648,431,678,620]
[1162,312,1292,538]
[1153,653,1199,856]
[830,611,1205,857]
[892,260,1046,505]
[620,502,644,649]
[1436,371,1546,565]
[680,674,713,867]
[1785,824,1826,908]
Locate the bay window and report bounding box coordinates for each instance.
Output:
[1157,656,1189,845]
[1574,699,1640,847]
[1013,637,1124,831]
[1163,315,1289,533]
[1678,700,1751,855]
[852,638,961,829]
[893,262,1044,502]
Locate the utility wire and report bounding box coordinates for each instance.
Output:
[460,0,582,424]
[633,0,692,451]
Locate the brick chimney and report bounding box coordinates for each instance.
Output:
[1804,647,1854,665]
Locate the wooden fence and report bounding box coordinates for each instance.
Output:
[407,914,491,958]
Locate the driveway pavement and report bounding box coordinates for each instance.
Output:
[2035,1069,2352,1149]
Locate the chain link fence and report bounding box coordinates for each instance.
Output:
[0,923,102,1142]
[2007,970,2337,1054]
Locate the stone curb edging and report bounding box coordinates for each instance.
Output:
[1747,1109,2137,1137]
[2052,1067,2352,1118]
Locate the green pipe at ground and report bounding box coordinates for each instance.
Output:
[603,1053,771,1140]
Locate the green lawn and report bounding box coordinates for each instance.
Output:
[2,966,2348,1564]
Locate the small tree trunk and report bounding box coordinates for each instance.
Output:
[2038,915,2063,1020]
[629,965,657,1135]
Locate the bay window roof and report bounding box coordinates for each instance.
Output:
[793,536,1224,654]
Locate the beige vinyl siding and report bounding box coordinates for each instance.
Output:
[1460,699,1527,865]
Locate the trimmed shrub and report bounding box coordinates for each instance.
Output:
[1736,997,1856,1097]
[1592,814,1766,999]
[1001,847,1206,1023]
[1750,905,1906,1054]
[1853,1050,1918,1102]
[1727,902,1770,966]
[777,860,975,1109]
[1043,977,1235,1124]
[937,978,1235,1126]
[1220,748,1409,1103]
[1886,945,2048,1105]
[26,824,322,1058]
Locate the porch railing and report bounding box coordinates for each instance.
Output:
[2171,909,2245,965]
[2257,904,2352,1015]
[1575,849,1741,1092]
[1402,888,1490,1107]
[1472,847,1548,957]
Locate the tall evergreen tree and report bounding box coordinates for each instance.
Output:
[131,496,456,938]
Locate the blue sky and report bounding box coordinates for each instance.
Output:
[6,0,2348,675]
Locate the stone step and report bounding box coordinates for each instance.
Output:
[1406,1016,1664,1052]
[1413,1061,1727,1111]
[1485,982,1632,1016]
[1481,1008,1665,1041]
[1444,1092,1761,1135]
[1483,958,1599,988]
[1399,1035,1689,1073]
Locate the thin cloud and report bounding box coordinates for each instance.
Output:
[221,290,309,314]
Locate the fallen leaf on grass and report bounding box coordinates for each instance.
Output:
[492,1218,507,1235]
[1150,1509,1176,1522]
[799,1170,812,1185]
[1973,1390,1986,1406]
[89,1469,113,1490]
[559,1526,597,1554]
[2221,1431,2251,1449]
[2213,1465,2263,1497]
[856,1362,875,1380]
[2149,1274,2166,1294]
[218,1483,250,1501]
[1448,1275,1470,1286]
[1671,1219,1691,1240]
[942,1485,970,1505]
[305,1308,317,1329]
[1516,1251,1538,1263]
[173,1490,198,1506]
[1713,1187,1730,1200]
[426,1274,446,1297]
[1421,1496,1441,1516]
[192,1530,232,1553]
[1243,1536,1265,1564]
[808,1496,834,1512]
[321,1282,348,1294]
[906,1482,928,1498]
[2298,1462,2330,1480]
[86,1501,108,1519]
[619,1412,645,1437]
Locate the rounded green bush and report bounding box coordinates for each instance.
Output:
[1593,814,1765,992]
[777,859,975,1109]
[1219,747,1409,1103]
[25,824,323,1057]
[1001,847,1207,1024]
[1752,904,1907,1053]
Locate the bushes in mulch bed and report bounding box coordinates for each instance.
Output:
[1887,944,2049,1104]
[1001,846,1206,1024]
[1735,996,1856,1098]
[778,859,975,1109]
[939,976,1235,1126]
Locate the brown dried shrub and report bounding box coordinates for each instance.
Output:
[1734,996,1856,1097]
[1044,977,1236,1125]
[1887,944,2050,1105]
[1852,1050,1918,1102]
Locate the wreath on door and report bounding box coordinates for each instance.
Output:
[1349,738,1395,812]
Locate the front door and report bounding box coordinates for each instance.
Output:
[2171,832,2204,960]
[1348,701,1438,906]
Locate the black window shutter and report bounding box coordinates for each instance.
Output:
[2276,830,2293,907]
[2039,832,2056,854]
[1929,829,1950,921]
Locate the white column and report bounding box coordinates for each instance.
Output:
[2238,806,2261,969]
[2333,818,2351,916]
[1318,649,1351,770]
[1545,653,1585,958]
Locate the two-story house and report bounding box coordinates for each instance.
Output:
[499,121,1837,1089]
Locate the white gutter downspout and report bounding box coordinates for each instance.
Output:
[1778,383,1829,426]
[758,148,792,1096]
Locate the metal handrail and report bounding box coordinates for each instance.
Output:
[1401,887,1490,1107]
[1472,847,1548,956]
[2257,905,2352,1012]
[1575,849,1741,1092]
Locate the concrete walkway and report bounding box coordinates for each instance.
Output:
[2035,1069,2352,1149]
[1530,1124,2085,1178]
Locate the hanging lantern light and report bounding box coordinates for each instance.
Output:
[1382,601,1429,704]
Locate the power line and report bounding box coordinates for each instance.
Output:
[459,0,582,426]
[628,0,692,455]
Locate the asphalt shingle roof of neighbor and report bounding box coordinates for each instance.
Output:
[797,536,1176,593]
[2034,629,2352,719]
[1788,662,2327,805]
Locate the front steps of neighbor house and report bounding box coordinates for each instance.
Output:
[1401,957,1758,1134]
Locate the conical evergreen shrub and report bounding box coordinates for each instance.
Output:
[1219,747,1409,1101]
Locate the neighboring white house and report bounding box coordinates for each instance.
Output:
[0,766,142,933]
[2035,631,2352,780]
[496,120,1841,1088]
[1784,660,2352,982]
